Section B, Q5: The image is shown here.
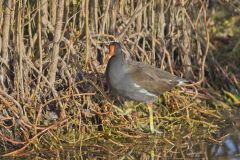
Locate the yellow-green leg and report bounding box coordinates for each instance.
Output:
[147,104,154,133]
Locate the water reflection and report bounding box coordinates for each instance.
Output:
[2,110,240,159]
[3,132,240,160]
[210,133,240,159]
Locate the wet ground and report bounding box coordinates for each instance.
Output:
[2,123,240,159]
[1,100,240,160]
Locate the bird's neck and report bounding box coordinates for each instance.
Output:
[108,55,126,70]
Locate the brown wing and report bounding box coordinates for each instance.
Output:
[126,60,183,95]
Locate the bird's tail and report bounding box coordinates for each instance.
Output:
[177,78,188,86]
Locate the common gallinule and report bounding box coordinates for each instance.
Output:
[106,42,186,133]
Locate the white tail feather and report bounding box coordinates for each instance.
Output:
[177,79,186,86]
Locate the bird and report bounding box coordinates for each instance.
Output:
[105,42,186,133]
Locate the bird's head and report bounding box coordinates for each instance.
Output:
[108,42,122,59]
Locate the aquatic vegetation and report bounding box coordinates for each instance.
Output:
[0,0,239,159]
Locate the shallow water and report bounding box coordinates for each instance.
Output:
[2,130,240,160]
[2,107,240,159]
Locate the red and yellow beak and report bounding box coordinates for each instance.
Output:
[109,44,115,59]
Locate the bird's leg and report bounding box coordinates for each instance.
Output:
[147,103,154,133]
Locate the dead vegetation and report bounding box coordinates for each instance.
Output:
[0,0,239,158]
